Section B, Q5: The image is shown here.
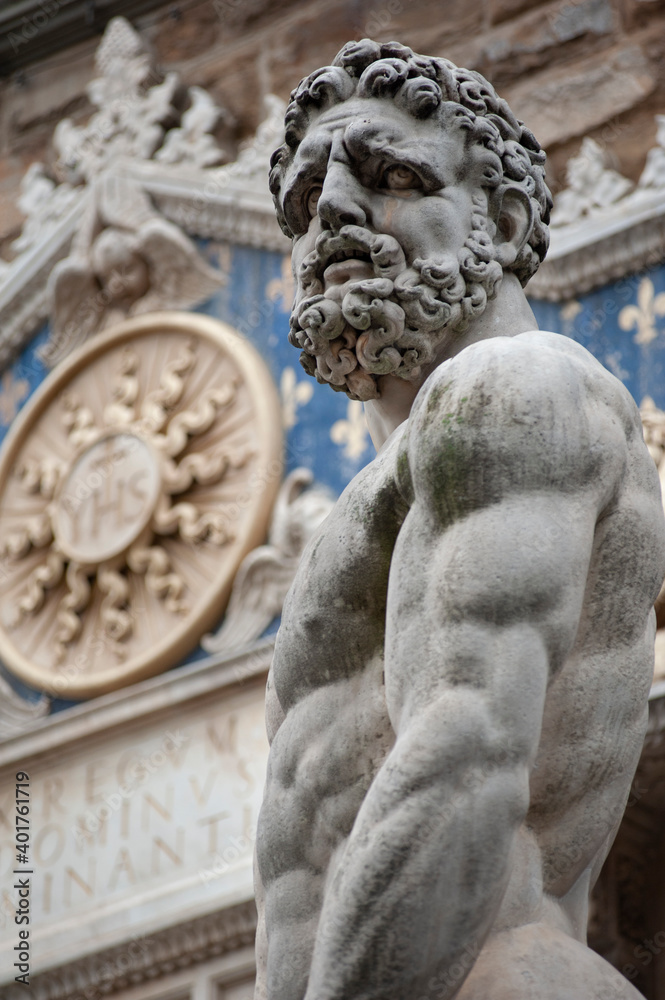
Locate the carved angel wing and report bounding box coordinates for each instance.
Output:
[132,219,224,312]
[42,258,102,367]
[96,172,157,232]
[201,547,296,654]
[202,468,335,655]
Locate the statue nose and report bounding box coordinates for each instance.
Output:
[317,164,368,231]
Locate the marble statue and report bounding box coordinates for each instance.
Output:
[254,39,665,999]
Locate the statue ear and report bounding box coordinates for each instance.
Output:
[493,187,533,268]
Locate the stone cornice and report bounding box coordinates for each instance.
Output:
[528,127,665,301]
[1,900,257,1000]
[129,159,288,252]
[0,638,274,766]
[0,158,289,372]
[527,186,665,301]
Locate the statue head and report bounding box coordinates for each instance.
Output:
[270,39,552,401]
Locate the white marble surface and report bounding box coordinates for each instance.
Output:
[0,642,271,981]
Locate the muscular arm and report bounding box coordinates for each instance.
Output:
[303,335,634,1000]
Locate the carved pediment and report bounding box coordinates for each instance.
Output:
[2,15,664,370]
[0,17,287,373]
[528,117,665,301]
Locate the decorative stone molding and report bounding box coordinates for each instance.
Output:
[43,173,224,367]
[0,638,272,980]
[1,16,663,372]
[528,115,665,301]
[1,898,257,1000]
[203,468,334,654]
[549,138,634,228]
[138,93,289,254]
[0,17,287,374]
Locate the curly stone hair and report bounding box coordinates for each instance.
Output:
[269,39,552,286]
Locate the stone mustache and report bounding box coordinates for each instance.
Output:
[254,38,665,1000]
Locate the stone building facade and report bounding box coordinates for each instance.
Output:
[0,2,665,998]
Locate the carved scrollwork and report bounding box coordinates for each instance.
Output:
[202,468,334,654]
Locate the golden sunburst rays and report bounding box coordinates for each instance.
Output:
[126,544,187,614]
[1,334,252,673]
[102,347,140,427]
[16,454,64,498]
[138,339,196,434]
[5,550,65,628]
[54,562,92,659]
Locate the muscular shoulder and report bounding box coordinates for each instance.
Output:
[398,331,643,522]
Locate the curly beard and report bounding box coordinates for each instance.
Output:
[289,216,504,402]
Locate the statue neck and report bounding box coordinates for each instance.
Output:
[363,273,538,451]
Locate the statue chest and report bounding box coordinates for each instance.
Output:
[272,430,409,712]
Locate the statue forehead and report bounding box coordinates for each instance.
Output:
[292,96,466,171]
[314,96,412,129]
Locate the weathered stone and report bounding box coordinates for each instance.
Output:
[434,0,617,83]
[504,43,656,148]
[362,0,490,50]
[147,0,222,64]
[5,39,95,133]
[263,1,372,100]
[617,0,665,32]
[489,0,548,24]
[194,40,265,141]
[256,39,665,1000]
[482,0,616,73]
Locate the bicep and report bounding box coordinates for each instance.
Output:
[386,338,628,737]
[385,491,597,744]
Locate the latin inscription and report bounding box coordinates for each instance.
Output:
[0,689,268,938]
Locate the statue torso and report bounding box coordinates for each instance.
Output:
[257,332,660,999]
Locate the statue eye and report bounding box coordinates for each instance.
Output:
[382,164,421,191]
[306,186,322,217]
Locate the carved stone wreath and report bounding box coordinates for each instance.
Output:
[0,313,282,698]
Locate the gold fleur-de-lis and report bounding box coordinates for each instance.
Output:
[331,400,369,460]
[280,367,313,430]
[266,255,295,313]
[619,278,665,345]
[0,371,29,425]
[559,300,582,325]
